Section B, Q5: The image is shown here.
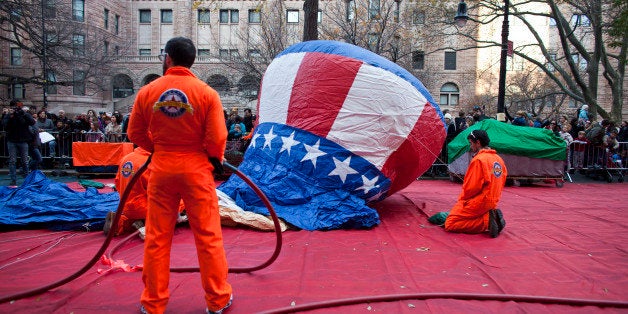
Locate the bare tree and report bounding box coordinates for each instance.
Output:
[0,0,127,98]
[456,0,626,122]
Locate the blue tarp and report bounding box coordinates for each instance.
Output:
[0,171,118,230]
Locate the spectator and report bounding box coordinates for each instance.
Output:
[578,105,590,126]
[242,108,256,133]
[35,110,56,158]
[512,110,528,126]
[28,113,43,171]
[4,101,36,185]
[472,106,487,122]
[85,121,105,142]
[228,123,244,140]
[571,131,589,172]
[105,115,122,142]
[465,115,475,128]
[454,111,467,134]
[53,119,72,161]
[444,113,457,142]
[559,124,574,171]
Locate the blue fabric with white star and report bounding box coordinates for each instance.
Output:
[218,122,390,230]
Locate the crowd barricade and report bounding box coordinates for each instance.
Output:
[567,141,626,183]
[1,130,624,183]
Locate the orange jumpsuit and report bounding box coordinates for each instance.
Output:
[445,148,507,233]
[127,66,231,314]
[114,147,151,235]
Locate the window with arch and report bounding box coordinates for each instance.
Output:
[237,75,260,99]
[142,74,160,86]
[112,74,134,98]
[207,74,231,92]
[439,83,459,106]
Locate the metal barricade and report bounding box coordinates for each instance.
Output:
[568,140,626,183]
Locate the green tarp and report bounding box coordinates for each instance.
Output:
[447,119,567,163]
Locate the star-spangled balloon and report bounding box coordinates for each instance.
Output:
[218,40,446,230]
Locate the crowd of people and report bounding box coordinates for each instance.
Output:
[0,100,259,173]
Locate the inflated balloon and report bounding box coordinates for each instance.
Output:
[219,40,445,230]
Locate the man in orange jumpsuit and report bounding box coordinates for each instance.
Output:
[444,129,508,238]
[104,146,186,239]
[127,37,232,314]
[103,146,151,237]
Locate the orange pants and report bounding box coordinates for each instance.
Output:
[444,201,490,234]
[140,152,232,314]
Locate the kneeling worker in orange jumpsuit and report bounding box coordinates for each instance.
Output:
[127,37,232,314]
[104,146,186,239]
[444,129,508,238]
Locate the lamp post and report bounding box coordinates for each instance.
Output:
[455,0,509,117]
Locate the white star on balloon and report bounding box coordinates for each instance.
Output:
[250,132,261,148]
[301,140,326,168]
[355,175,379,194]
[263,126,277,149]
[328,156,358,183]
[280,131,300,155]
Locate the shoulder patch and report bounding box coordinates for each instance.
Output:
[492,161,504,178]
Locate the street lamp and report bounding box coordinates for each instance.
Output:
[455,0,509,118]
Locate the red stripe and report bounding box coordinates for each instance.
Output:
[381,104,446,195]
[286,52,363,137]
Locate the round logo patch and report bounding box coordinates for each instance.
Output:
[153,89,193,118]
[492,161,503,178]
[120,161,134,178]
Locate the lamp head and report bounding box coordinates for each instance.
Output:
[454,0,469,27]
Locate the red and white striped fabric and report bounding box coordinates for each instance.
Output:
[256,41,445,195]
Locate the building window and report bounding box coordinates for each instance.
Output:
[287,10,299,23]
[545,53,557,72]
[139,10,151,24]
[73,70,85,95]
[248,49,261,59]
[104,41,109,55]
[570,14,590,27]
[161,9,173,23]
[220,9,239,24]
[346,0,355,21]
[318,10,323,23]
[139,49,151,56]
[198,9,210,23]
[198,49,210,57]
[115,46,120,55]
[115,15,120,34]
[219,49,239,60]
[44,0,56,18]
[104,9,109,29]
[45,31,58,44]
[413,11,425,24]
[72,0,84,22]
[10,48,22,66]
[73,34,85,56]
[248,10,261,23]
[369,0,380,19]
[394,0,400,22]
[571,53,588,71]
[367,33,378,51]
[46,71,57,95]
[11,83,25,99]
[444,51,456,70]
[412,50,424,69]
[439,83,459,106]
[549,17,556,27]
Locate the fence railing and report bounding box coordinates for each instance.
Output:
[0,131,625,181]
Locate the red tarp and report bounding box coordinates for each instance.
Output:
[72,142,134,167]
[0,179,626,313]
